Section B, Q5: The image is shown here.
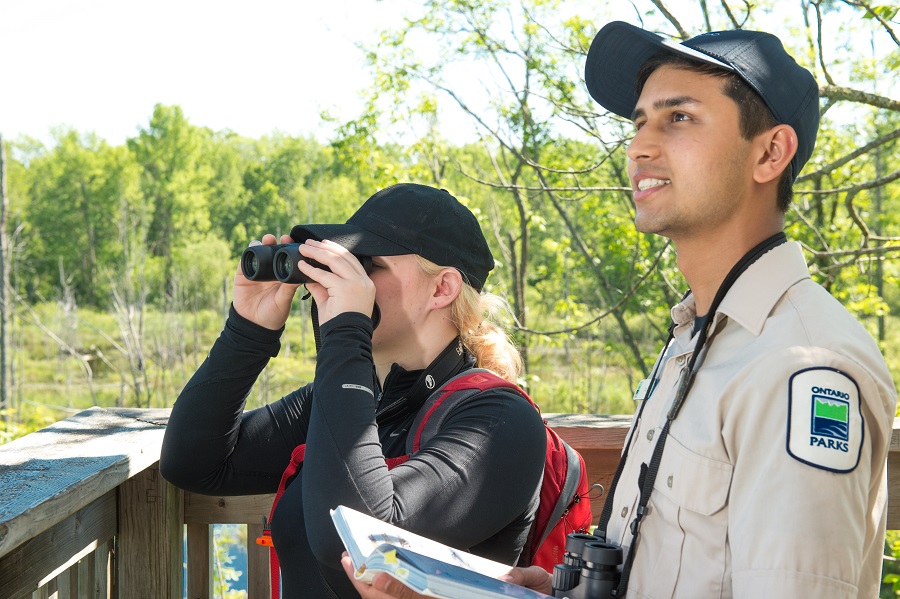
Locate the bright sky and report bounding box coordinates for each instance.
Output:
[0,0,427,146]
[1,1,889,149]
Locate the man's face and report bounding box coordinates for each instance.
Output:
[627,65,757,241]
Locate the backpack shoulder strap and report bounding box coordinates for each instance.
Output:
[539,438,583,548]
[406,369,533,454]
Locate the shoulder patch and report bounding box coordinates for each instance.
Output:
[787,367,863,473]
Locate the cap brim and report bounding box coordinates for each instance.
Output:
[290,224,414,257]
[585,21,733,119]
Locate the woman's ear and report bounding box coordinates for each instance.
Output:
[431,268,463,310]
[753,124,797,184]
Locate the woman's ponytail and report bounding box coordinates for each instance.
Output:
[416,256,523,383]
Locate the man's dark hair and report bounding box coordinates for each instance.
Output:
[636,52,793,212]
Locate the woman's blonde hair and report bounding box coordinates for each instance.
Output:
[415,255,523,383]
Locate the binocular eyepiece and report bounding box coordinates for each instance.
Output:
[241,243,372,284]
[552,532,623,598]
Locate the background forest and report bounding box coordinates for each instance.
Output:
[1,0,900,594]
[1,0,899,440]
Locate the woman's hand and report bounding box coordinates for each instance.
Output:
[340,552,554,598]
[499,566,554,595]
[341,553,429,599]
[232,234,302,330]
[296,239,376,325]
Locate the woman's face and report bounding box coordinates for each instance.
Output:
[367,254,436,358]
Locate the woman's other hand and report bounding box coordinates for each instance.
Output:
[233,234,302,330]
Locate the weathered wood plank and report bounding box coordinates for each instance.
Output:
[546,414,631,523]
[186,523,211,599]
[0,407,169,559]
[247,523,270,598]
[117,465,182,599]
[184,493,274,525]
[0,491,116,599]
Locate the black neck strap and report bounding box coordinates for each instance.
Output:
[600,232,787,596]
[375,337,470,423]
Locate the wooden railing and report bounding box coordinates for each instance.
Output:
[0,407,898,599]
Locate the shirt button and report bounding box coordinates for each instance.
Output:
[667,475,674,488]
[647,429,655,441]
[676,355,686,366]
[621,507,628,518]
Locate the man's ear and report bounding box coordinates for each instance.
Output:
[753,124,798,184]
[431,268,463,310]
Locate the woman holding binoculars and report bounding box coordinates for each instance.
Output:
[160,183,546,599]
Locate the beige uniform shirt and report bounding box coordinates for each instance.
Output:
[605,242,897,598]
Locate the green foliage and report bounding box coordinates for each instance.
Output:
[3,0,899,427]
[863,5,900,20]
[213,524,248,599]
[883,531,900,597]
[24,130,144,306]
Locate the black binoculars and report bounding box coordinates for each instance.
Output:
[241,243,372,284]
[552,532,623,598]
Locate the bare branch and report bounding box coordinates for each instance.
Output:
[699,0,713,31]
[797,127,900,182]
[800,167,900,194]
[720,0,742,28]
[844,189,870,242]
[456,173,630,193]
[839,0,900,47]
[807,244,900,260]
[790,202,836,260]
[650,0,690,39]
[13,291,94,385]
[820,85,900,111]
[514,242,670,336]
[811,1,837,85]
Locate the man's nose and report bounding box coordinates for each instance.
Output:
[626,123,660,163]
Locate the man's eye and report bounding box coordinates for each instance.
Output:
[672,112,691,122]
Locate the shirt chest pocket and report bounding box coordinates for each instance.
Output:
[633,434,734,599]
[655,434,733,515]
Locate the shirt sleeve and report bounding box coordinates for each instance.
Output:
[722,346,893,598]
[159,305,314,495]
[300,313,547,566]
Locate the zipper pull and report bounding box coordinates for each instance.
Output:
[256,516,274,547]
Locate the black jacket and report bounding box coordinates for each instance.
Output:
[161,306,545,598]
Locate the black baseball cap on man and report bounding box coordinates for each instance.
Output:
[584,21,820,182]
[291,183,495,290]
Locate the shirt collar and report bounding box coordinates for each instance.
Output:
[671,241,810,337]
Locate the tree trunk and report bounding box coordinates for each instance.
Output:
[0,135,11,424]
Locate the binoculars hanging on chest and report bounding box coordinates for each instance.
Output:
[552,532,623,598]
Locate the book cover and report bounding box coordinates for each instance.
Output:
[330,505,551,598]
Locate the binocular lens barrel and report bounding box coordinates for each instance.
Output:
[241,243,316,284]
[241,240,372,285]
[273,246,311,284]
[553,534,623,598]
[241,244,280,281]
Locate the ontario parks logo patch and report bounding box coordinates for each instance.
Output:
[787,367,863,473]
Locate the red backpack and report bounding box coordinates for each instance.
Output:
[390,369,593,572]
[258,369,593,596]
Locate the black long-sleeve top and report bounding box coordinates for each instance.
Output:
[160,306,546,598]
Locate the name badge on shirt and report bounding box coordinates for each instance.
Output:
[633,378,655,401]
[787,367,863,473]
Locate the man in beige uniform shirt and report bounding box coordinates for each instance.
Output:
[343,21,897,599]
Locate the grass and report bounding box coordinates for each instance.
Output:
[4,300,900,444]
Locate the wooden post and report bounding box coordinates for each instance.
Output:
[0,133,9,425]
[185,523,211,599]
[117,465,183,598]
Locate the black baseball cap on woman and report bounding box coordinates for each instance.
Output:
[584,21,820,182]
[291,183,495,291]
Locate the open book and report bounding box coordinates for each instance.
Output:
[331,505,552,599]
